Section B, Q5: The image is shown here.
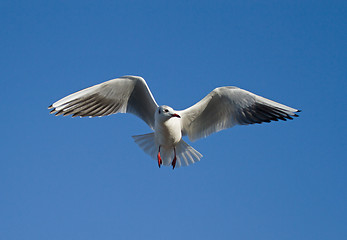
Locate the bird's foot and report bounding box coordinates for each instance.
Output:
[157,147,162,168]
[172,156,176,170]
[172,147,177,170]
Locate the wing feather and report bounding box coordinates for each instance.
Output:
[178,86,300,141]
[49,76,158,129]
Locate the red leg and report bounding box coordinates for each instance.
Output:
[157,146,162,168]
[172,147,177,170]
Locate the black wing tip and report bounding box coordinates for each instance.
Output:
[292,109,301,117]
[48,104,53,109]
[262,113,299,123]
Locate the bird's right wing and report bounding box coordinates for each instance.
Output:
[49,76,158,129]
[177,86,300,142]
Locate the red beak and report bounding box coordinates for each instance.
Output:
[171,113,181,118]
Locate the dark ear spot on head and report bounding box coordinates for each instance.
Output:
[158,109,161,114]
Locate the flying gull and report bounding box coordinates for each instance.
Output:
[49,76,300,169]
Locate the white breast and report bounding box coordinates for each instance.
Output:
[154,117,182,147]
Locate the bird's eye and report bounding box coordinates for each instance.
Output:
[164,109,169,113]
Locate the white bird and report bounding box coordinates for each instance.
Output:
[49,75,300,169]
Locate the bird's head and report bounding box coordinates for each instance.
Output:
[155,105,181,122]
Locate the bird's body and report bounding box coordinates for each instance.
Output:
[155,117,181,147]
[49,76,300,169]
[154,106,182,148]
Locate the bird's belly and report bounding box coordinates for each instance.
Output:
[155,120,182,147]
[155,129,181,147]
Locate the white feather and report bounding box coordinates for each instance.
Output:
[49,76,158,129]
[178,87,300,141]
[132,133,202,168]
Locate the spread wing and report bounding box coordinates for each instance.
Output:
[48,76,158,129]
[177,86,300,141]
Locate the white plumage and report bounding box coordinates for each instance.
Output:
[49,75,300,169]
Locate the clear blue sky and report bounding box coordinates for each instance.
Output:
[1,1,346,239]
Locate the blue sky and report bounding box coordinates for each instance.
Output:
[1,0,346,239]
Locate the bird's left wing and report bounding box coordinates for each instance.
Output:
[49,76,158,129]
[177,86,300,141]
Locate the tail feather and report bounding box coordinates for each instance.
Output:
[176,140,202,167]
[132,133,158,159]
[132,133,203,168]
